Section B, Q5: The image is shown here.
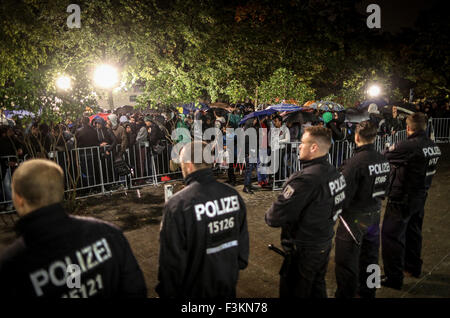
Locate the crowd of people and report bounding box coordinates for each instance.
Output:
[1,98,449,209]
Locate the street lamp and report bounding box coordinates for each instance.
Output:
[93,64,119,89]
[367,84,381,98]
[56,75,72,91]
[93,64,119,109]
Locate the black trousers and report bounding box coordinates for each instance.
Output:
[335,212,380,298]
[279,243,332,298]
[381,194,427,283]
[227,163,236,183]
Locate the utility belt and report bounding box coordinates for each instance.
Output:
[281,238,332,254]
[343,207,380,223]
[276,239,331,278]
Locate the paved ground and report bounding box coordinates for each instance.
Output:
[1,144,449,298]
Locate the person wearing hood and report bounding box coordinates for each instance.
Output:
[107,114,128,157]
[93,117,117,155]
[323,112,344,141]
[367,104,387,136]
[75,117,99,148]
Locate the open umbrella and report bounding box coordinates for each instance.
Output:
[207,107,229,117]
[344,108,370,123]
[266,103,303,112]
[315,101,345,112]
[238,104,302,125]
[3,110,36,119]
[89,113,110,123]
[180,102,209,115]
[209,102,231,109]
[283,111,304,125]
[116,105,136,115]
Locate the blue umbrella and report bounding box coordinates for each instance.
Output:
[266,103,303,112]
[3,110,36,119]
[181,102,209,115]
[239,104,302,125]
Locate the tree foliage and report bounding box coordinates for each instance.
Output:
[0,0,448,121]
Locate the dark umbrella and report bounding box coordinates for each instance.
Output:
[316,101,345,112]
[116,105,135,115]
[283,111,304,126]
[344,108,370,123]
[208,107,229,117]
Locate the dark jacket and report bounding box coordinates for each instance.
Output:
[384,130,440,199]
[386,115,405,134]
[340,143,390,216]
[265,155,346,247]
[0,203,147,298]
[156,168,249,298]
[75,125,99,148]
[327,121,345,141]
[0,135,21,175]
[111,124,128,156]
[148,122,164,148]
[96,127,117,151]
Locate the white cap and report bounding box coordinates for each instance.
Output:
[368,103,380,114]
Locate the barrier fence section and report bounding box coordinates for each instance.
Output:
[271,129,409,190]
[432,118,450,143]
[0,142,183,216]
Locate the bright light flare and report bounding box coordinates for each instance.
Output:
[368,85,381,97]
[93,64,119,89]
[56,75,72,90]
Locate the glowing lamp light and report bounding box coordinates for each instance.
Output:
[93,64,119,89]
[56,75,72,90]
[368,85,381,97]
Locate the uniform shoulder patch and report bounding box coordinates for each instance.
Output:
[283,184,295,199]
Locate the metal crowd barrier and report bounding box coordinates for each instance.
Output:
[125,141,182,188]
[271,130,409,190]
[0,156,18,216]
[0,141,183,216]
[431,118,450,143]
[271,142,301,190]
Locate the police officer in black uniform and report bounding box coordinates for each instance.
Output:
[0,159,147,298]
[334,121,390,298]
[156,141,249,298]
[381,112,441,289]
[265,126,346,298]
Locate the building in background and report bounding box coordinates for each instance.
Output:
[96,85,144,111]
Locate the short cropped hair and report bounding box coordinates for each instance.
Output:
[304,126,332,151]
[356,120,377,143]
[12,159,64,207]
[273,115,283,122]
[406,112,427,132]
[180,141,212,170]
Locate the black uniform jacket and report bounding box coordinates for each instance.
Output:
[340,144,390,216]
[265,155,346,247]
[156,168,249,298]
[0,204,147,298]
[384,130,440,199]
